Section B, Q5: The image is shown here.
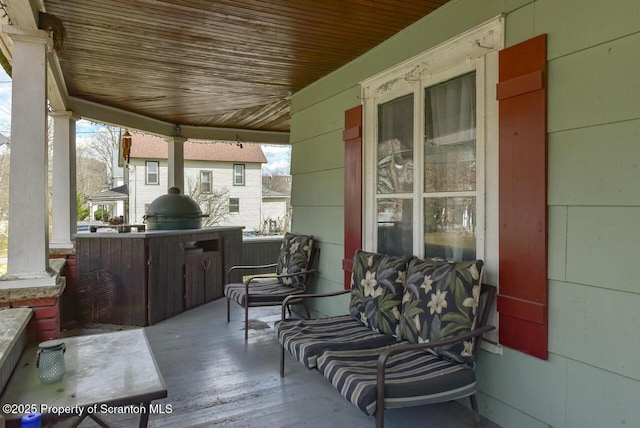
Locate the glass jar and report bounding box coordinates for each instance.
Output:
[36,340,66,384]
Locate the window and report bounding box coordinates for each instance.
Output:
[229,197,239,213]
[200,171,212,193]
[146,161,159,185]
[362,16,503,269]
[233,164,245,185]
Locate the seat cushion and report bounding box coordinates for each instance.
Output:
[275,315,398,369]
[224,277,305,306]
[316,344,476,416]
[276,233,314,287]
[399,258,484,364]
[348,250,409,338]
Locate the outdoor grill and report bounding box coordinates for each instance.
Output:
[143,187,208,230]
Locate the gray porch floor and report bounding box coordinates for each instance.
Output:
[63,298,501,428]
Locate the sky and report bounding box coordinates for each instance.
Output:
[0,68,291,174]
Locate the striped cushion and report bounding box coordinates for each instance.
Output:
[275,315,398,369]
[224,277,304,306]
[316,344,476,416]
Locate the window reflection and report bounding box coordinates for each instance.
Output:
[424,197,476,261]
[377,94,413,194]
[377,199,412,257]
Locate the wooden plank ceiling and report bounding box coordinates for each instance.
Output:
[42,0,450,134]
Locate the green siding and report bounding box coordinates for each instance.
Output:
[291,170,343,208]
[548,32,640,133]
[535,0,640,60]
[566,207,640,293]
[291,131,345,175]
[549,120,640,206]
[547,206,567,281]
[477,392,550,428]
[566,360,640,427]
[549,280,640,379]
[288,0,640,426]
[478,348,568,427]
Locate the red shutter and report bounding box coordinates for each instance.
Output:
[343,105,363,289]
[496,34,548,360]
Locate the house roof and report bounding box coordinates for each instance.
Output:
[262,187,290,198]
[129,133,268,163]
[88,184,129,201]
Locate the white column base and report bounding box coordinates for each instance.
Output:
[0,275,65,304]
[49,240,75,250]
[0,269,61,289]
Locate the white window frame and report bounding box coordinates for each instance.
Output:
[146,161,159,185]
[361,16,504,349]
[229,197,240,213]
[233,164,245,186]
[200,170,212,193]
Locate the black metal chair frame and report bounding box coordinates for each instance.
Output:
[280,283,496,428]
[226,247,320,340]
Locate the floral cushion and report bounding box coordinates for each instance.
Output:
[276,233,314,288]
[399,257,484,364]
[349,250,409,338]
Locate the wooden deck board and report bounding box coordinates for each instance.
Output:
[57,299,500,427]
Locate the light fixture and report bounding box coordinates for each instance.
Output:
[121,130,132,164]
[175,124,181,136]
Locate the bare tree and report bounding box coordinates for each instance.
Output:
[76,144,108,202]
[81,124,120,188]
[186,178,230,227]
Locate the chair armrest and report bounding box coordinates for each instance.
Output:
[229,263,278,273]
[281,289,351,320]
[227,263,277,281]
[247,267,318,285]
[375,324,495,412]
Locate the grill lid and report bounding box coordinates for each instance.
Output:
[145,187,204,218]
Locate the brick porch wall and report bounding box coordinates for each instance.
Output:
[9,297,61,342]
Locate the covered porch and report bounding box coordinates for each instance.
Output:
[1,1,640,428]
[58,300,498,428]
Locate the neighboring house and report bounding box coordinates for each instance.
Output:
[261,175,291,234]
[289,4,640,428]
[127,134,267,231]
[261,188,289,234]
[86,184,128,223]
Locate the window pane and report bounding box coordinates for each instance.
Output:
[234,164,245,185]
[424,197,476,261]
[146,162,159,184]
[377,94,414,194]
[424,73,476,192]
[201,171,212,193]
[229,197,239,213]
[377,198,412,257]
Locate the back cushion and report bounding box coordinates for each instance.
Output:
[277,233,314,287]
[349,250,408,338]
[399,257,484,364]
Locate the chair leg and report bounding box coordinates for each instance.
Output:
[303,301,310,319]
[469,394,482,426]
[226,297,230,322]
[244,302,249,340]
[375,405,384,428]
[280,344,285,378]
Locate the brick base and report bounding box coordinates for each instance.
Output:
[11,297,61,342]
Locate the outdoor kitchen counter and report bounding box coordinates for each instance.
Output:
[75,227,243,326]
[75,225,244,238]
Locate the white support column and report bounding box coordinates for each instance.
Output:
[1,26,58,286]
[167,137,186,193]
[50,111,80,250]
